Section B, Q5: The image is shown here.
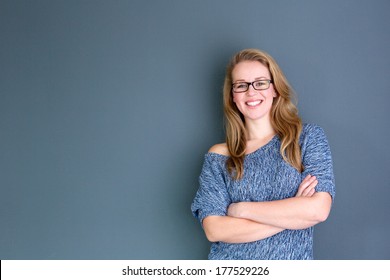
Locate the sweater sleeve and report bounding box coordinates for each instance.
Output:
[301,124,336,201]
[191,154,231,225]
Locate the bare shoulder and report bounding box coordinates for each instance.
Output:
[208,143,230,156]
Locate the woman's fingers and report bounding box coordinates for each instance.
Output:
[296,175,318,197]
[301,179,317,196]
[296,175,312,196]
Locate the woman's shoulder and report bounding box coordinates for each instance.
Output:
[300,123,329,147]
[208,143,230,156]
[301,123,326,137]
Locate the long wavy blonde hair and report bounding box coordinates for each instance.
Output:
[223,49,303,179]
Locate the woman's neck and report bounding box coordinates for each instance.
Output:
[245,117,276,141]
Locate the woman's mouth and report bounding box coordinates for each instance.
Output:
[245,100,263,107]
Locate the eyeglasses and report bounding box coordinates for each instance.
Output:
[232,79,273,93]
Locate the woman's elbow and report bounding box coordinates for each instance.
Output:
[203,225,217,242]
[315,208,330,223]
[204,229,218,242]
[202,216,222,242]
[311,192,332,224]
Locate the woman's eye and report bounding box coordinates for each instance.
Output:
[254,81,266,87]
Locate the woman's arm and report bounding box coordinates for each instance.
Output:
[202,216,284,243]
[202,175,318,243]
[227,191,332,230]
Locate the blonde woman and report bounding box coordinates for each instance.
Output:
[191,49,335,259]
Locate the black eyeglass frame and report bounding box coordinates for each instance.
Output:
[231,79,273,93]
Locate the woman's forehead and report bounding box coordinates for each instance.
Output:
[232,61,270,81]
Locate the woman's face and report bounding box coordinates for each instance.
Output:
[231,60,276,122]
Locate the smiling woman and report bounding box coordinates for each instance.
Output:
[231,61,277,127]
[191,49,335,260]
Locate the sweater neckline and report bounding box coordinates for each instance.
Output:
[245,134,279,158]
[206,134,279,159]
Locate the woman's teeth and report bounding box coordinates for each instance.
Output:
[246,100,262,106]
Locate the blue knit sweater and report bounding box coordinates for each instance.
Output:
[191,124,335,260]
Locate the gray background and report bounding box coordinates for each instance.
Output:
[1,0,389,259]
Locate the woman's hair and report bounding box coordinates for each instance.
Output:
[223,48,303,180]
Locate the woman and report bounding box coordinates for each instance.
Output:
[191,49,335,260]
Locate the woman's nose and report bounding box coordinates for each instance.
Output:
[246,85,258,96]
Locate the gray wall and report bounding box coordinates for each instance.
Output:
[1,0,389,259]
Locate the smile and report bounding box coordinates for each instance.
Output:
[245,100,263,107]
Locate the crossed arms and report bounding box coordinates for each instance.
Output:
[202,175,332,243]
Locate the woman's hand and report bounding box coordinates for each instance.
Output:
[227,202,242,218]
[295,174,317,197]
